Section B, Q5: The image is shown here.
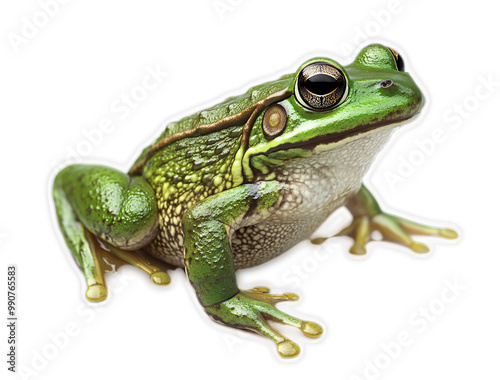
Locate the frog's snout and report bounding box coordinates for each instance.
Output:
[379,74,425,115]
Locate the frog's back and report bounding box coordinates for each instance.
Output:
[129,74,294,174]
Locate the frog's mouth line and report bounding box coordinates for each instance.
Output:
[268,112,420,154]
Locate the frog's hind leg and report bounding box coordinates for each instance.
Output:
[53,164,168,302]
[53,188,107,302]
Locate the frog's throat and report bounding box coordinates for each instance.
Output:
[128,89,292,177]
[241,112,420,182]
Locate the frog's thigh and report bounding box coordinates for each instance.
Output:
[183,181,282,306]
[53,164,164,301]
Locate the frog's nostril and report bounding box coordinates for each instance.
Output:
[380,79,393,89]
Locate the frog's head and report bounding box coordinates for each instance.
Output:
[243,44,424,179]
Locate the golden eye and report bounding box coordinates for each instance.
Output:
[388,47,405,71]
[295,62,347,111]
[262,104,288,139]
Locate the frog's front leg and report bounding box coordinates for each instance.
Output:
[312,184,458,254]
[183,181,322,358]
[53,164,170,302]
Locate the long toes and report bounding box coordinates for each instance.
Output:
[397,217,458,239]
[373,214,430,253]
[208,292,321,359]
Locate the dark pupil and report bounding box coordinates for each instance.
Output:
[305,74,337,95]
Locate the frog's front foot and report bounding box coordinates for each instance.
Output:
[205,287,323,358]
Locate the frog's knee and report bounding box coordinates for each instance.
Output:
[113,197,159,249]
[55,164,158,250]
[102,177,159,250]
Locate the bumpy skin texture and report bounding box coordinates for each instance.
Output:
[134,45,424,268]
[55,165,158,250]
[183,181,282,306]
[53,44,456,357]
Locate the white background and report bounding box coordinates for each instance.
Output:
[1,1,499,379]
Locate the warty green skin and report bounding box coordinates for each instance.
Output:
[53,44,455,357]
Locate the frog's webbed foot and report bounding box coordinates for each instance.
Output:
[205,289,323,358]
[310,185,458,255]
[328,213,458,255]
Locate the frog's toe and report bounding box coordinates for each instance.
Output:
[348,216,371,255]
[396,217,458,239]
[86,284,107,302]
[243,287,299,305]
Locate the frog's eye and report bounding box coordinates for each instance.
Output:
[295,62,347,111]
[262,104,288,139]
[389,48,405,72]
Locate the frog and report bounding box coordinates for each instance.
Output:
[52,44,457,358]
